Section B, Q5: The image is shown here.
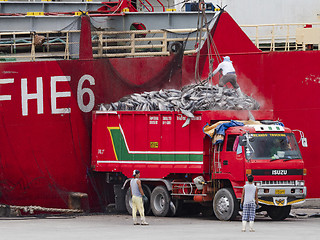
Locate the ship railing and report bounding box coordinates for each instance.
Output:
[91,28,207,58]
[240,22,320,51]
[0,28,207,61]
[0,30,80,62]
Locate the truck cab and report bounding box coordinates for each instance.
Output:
[211,123,307,220]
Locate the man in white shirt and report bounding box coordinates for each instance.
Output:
[240,174,259,232]
[211,56,244,98]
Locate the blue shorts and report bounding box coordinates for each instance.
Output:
[242,202,256,221]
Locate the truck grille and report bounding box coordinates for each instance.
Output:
[261,180,295,186]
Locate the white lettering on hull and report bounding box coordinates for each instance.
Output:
[0,75,96,116]
[51,76,71,114]
[0,78,14,101]
[21,77,44,116]
[77,74,95,113]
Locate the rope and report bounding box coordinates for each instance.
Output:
[58,17,81,32]
[194,0,205,83]
[202,9,213,84]
[194,2,221,84]
[197,9,223,88]
[171,0,191,8]
[0,204,83,214]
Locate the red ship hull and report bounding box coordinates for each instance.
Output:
[0,11,319,211]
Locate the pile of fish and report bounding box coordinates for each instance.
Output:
[99,83,260,126]
[100,83,259,110]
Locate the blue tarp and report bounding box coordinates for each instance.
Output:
[276,121,284,127]
[203,120,245,145]
[215,120,245,135]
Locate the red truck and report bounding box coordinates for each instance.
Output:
[91,110,307,220]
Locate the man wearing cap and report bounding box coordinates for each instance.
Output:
[130,170,149,225]
[211,56,244,98]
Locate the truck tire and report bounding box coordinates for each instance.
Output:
[125,188,133,215]
[125,185,152,215]
[151,186,170,217]
[114,184,126,212]
[142,185,152,215]
[213,188,238,221]
[267,205,291,221]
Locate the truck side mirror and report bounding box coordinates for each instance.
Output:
[292,130,308,148]
[301,137,308,147]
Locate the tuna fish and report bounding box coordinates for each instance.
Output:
[99,82,260,126]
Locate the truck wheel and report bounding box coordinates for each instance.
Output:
[151,186,170,217]
[125,185,152,215]
[142,185,152,215]
[125,188,133,215]
[213,188,238,221]
[267,205,291,221]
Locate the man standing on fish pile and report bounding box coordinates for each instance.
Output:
[211,56,244,98]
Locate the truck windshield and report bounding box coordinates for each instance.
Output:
[244,133,302,160]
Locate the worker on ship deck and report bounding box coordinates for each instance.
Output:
[211,56,244,98]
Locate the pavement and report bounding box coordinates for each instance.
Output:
[0,208,319,240]
[292,198,320,209]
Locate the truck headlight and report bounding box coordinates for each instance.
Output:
[295,180,305,187]
[255,181,262,187]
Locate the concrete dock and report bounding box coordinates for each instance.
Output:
[0,208,319,240]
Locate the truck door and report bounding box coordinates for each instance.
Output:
[221,134,245,181]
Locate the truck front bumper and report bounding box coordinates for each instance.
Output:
[257,186,306,206]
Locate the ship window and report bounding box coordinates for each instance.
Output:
[226,135,239,151]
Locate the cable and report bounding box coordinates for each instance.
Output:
[194,0,205,83]
[58,17,81,32]
[194,5,221,84]
[106,0,125,15]
[171,0,192,8]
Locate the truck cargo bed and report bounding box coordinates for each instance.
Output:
[91,110,273,178]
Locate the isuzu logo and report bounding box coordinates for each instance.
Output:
[272,170,288,175]
[252,169,303,176]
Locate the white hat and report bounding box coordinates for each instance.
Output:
[223,56,231,62]
[132,169,140,176]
